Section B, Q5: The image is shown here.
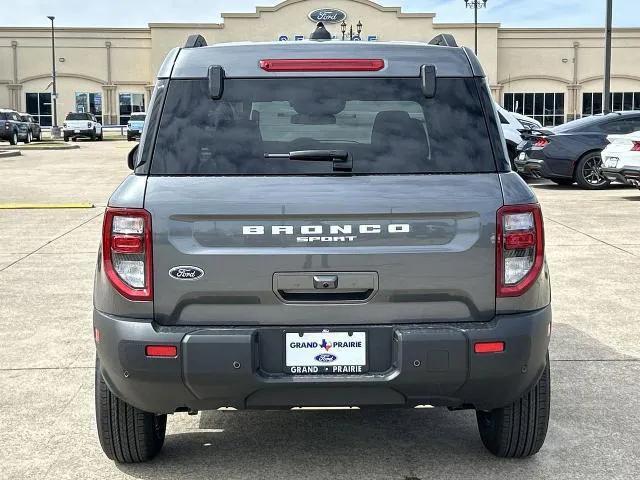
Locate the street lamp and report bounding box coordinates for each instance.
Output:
[603,0,613,114]
[464,0,487,55]
[47,15,60,137]
[341,19,364,41]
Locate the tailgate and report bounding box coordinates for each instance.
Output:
[146,174,502,326]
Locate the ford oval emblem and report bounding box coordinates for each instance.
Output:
[315,353,337,363]
[169,266,204,281]
[308,8,347,24]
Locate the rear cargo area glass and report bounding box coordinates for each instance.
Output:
[150,77,496,175]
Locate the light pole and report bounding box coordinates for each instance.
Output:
[464,0,487,55]
[341,20,363,41]
[603,0,613,114]
[47,15,60,137]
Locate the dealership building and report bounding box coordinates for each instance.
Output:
[2,0,640,127]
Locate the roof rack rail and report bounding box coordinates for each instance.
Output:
[428,34,458,47]
[184,34,207,49]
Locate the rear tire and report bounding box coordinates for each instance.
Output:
[9,131,18,145]
[575,152,610,189]
[24,131,32,144]
[95,357,167,463]
[476,353,550,458]
[90,128,96,141]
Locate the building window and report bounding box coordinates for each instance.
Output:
[25,93,53,127]
[119,93,145,125]
[75,92,103,124]
[503,92,565,127]
[582,92,640,116]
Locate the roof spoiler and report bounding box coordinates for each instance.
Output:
[428,34,458,47]
[518,127,555,139]
[184,34,207,48]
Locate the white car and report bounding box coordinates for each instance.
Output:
[601,131,640,187]
[495,105,541,168]
[63,112,103,141]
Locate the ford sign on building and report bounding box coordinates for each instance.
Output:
[308,8,347,23]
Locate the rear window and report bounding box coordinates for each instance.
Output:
[130,113,146,121]
[150,77,496,175]
[66,113,92,121]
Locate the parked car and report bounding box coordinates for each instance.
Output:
[516,111,640,189]
[94,30,552,463]
[127,112,146,141]
[0,108,31,145]
[63,112,103,141]
[496,105,541,170]
[19,113,42,141]
[601,130,640,187]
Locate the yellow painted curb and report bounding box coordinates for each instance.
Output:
[0,202,95,209]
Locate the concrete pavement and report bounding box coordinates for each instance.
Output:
[0,141,639,479]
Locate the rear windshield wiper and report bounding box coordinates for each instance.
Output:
[264,150,352,172]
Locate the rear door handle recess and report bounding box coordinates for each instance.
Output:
[313,275,338,289]
[273,272,378,303]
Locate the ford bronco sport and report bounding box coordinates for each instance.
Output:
[94,30,551,462]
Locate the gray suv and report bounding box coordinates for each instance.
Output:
[94,30,551,462]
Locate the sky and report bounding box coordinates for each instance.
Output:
[1,0,637,28]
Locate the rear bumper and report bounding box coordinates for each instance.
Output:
[63,128,93,137]
[514,154,544,176]
[516,148,574,179]
[94,305,551,413]
[602,167,640,186]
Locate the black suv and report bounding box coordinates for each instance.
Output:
[19,113,42,142]
[0,109,30,145]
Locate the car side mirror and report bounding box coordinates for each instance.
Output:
[127,144,140,170]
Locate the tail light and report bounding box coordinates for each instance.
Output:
[496,204,544,297]
[631,141,640,152]
[102,207,153,301]
[63,122,67,128]
[259,58,385,72]
[87,122,92,128]
[533,137,549,148]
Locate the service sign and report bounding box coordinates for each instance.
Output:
[308,8,347,24]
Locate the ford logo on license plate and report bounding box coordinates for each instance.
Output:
[315,353,337,363]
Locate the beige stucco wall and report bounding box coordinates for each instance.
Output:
[221,0,435,42]
[149,24,224,81]
[0,27,151,121]
[1,0,640,125]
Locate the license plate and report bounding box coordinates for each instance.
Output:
[519,152,527,160]
[74,129,80,133]
[603,157,619,168]
[285,331,367,374]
